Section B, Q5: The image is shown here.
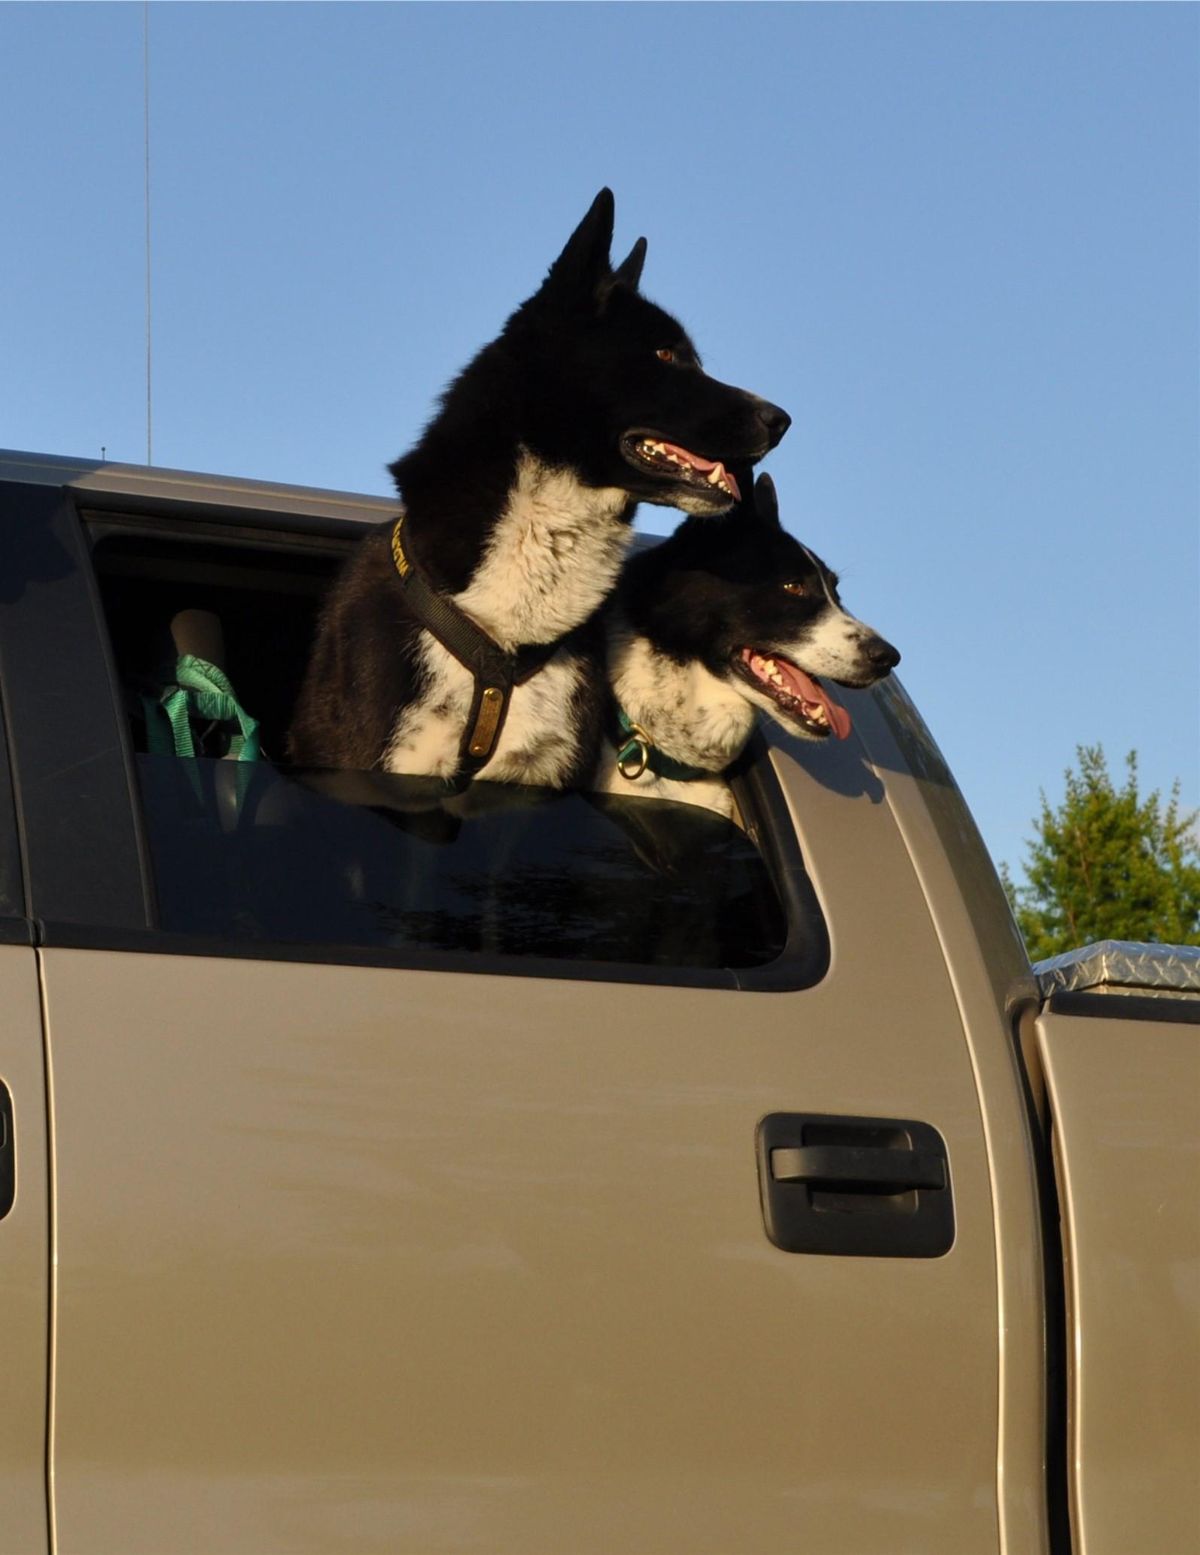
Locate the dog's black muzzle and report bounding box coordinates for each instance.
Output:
[752,397,791,452]
[699,385,791,460]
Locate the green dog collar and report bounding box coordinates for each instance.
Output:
[613,708,711,784]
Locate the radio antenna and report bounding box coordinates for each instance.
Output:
[143,0,154,465]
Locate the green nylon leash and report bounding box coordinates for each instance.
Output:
[142,654,262,762]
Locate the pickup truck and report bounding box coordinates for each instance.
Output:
[1,448,1196,1555]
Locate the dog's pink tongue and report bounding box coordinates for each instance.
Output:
[661,443,741,501]
[776,660,853,739]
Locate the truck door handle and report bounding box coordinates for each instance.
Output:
[0,1082,13,1221]
[756,1113,955,1258]
[769,1144,947,1193]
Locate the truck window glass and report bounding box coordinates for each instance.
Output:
[135,756,788,970]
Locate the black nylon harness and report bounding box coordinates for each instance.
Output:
[389,515,568,783]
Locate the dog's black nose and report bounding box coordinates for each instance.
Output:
[865,635,901,675]
[755,399,791,449]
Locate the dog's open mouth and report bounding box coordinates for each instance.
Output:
[620,433,741,501]
[737,648,852,740]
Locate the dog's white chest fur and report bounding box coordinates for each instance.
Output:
[454,453,631,649]
[608,624,756,766]
[383,453,630,782]
[595,623,755,818]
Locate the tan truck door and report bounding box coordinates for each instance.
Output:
[39,732,1033,1555]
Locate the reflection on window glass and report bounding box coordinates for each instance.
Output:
[136,757,788,971]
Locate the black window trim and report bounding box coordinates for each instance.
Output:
[0,664,29,934]
[4,478,830,993]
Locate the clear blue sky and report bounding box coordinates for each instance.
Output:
[3,2,1197,879]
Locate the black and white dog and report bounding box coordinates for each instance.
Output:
[288,190,789,787]
[597,473,900,817]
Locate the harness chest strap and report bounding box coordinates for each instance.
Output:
[390,515,562,777]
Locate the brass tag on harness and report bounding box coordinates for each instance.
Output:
[468,687,505,758]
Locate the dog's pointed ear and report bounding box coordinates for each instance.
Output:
[611,236,647,292]
[542,188,616,303]
[753,472,781,528]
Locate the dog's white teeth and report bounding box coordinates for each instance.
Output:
[751,654,784,686]
[637,439,731,492]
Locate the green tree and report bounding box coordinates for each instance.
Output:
[1002,745,1200,961]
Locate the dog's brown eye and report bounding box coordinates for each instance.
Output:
[656,347,675,363]
[783,581,808,596]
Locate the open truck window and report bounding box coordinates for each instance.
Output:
[90,520,819,984]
